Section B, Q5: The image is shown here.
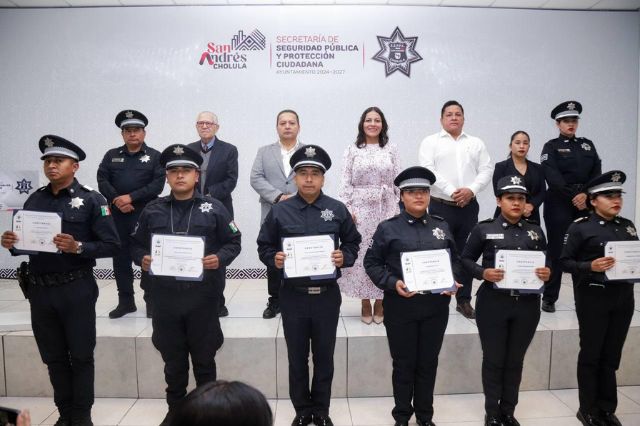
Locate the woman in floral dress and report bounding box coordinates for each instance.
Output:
[338,106,401,324]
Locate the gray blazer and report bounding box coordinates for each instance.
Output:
[250,142,304,223]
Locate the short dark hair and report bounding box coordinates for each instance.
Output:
[276,109,299,125]
[355,106,389,148]
[440,100,464,117]
[170,381,273,426]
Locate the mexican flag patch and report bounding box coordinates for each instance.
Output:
[100,205,111,216]
[229,221,239,233]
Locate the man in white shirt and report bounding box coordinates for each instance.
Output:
[250,109,304,319]
[419,100,494,319]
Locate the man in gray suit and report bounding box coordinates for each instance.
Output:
[250,109,304,319]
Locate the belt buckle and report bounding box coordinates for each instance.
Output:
[308,287,321,295]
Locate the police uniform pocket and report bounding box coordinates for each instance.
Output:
[282,225,305,236]
[318,222,340,234]
[147,215,169,232]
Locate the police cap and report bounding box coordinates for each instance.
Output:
[551,101,582,120]
[496,175,529,197]
[39,135,86,161]
[290,145,332,173]
[159,144,203,170]
[394,166,436,190]
[586,170,626,195]
[115,110,148,129]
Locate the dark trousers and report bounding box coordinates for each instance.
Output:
[29,276,98,420]
[574,282,634,414]
[383,291,449,423]
[542,192,588,303]
[267,265,281,306]
[151,282,223,408]
[429,198,478,303]
[280,285,341,417]
[113,211,150,301]
[475,285,540,417]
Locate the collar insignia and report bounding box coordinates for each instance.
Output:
[199,202,213,213]
[432,227,445,240]
[320,208,334,222]
[69,197,84,209]
[305,147,316,158]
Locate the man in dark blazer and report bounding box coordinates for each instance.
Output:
[250,109,305,319]
[188,111,238,317]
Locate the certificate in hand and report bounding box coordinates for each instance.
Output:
[12,210,62,253]
[401,249,456,293]
[494,250,545,292]
[282,235,336,279]
[150,234,205,280]
[604,241,640,281]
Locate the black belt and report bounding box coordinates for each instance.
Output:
[32,268,92,287]
[288,285,330,295]
[431,197,460,207]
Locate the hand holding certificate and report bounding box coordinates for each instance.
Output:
[604,241,640,281]
[282,235,336,279]
[150,234,205,280]
[401,249,456,293]
[12,210,62,253]
[494,250,546,291]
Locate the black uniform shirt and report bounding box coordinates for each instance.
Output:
[540,136,601,198]
[97,143,164,208]
[363,211,463,292]
[256,192,361,287]
[130,193,241,284]
[15,179,120,274]
[462,215,548,283]
[560,213,638,285]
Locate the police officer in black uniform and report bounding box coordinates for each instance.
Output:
[257,145,361,426]
[130,144,241,426]
[1,135,120,426]
[97,110,164,318]
[560,170,636,426]
[364,166,462,426]
[540,101,601,312]
[462,175,551,426]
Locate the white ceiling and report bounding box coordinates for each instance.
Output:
[0,0,638,8]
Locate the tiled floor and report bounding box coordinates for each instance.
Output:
[2,387,640,425]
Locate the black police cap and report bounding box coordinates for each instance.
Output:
[550,101,582,120]
[290,145,332,172]
[115,110,148,129]
[39,135,86,161]
[586,170,626,195]
[496,175,529,197]
[394,166,436,189]
[159,144,203,169]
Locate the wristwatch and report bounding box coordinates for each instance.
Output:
[76,242,84,254]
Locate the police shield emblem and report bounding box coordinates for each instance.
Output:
[389,42,407,63]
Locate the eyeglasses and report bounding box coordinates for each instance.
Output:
[196,121,217,128]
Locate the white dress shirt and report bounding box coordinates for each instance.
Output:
[418,129,494,201]
[280,140,300,177]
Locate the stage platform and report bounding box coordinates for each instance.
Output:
[0,276,638,400]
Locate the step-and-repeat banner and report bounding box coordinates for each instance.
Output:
[0,6,638,276]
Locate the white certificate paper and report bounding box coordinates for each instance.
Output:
[495,250,545,291]
[150,234,205,280]
[282,235,336,279]
[605,241,640,281]
[401,249,456,293]
[12,210,62,253]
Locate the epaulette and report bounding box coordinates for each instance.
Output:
[37,186,47,192]
[478,217,495,224]
[81,184,95,192]
[430,214,445,221]
[523,217,540,225]
[573,216,588,223]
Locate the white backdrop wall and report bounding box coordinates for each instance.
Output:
[0,5,638,273]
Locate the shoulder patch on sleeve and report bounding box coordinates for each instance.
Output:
[430,214,445,221]
[540,153,548,162]
[100,205,111,216]
[229,221,240,233]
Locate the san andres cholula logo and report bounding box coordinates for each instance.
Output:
[199,29,266,69]
[372,27,422,77]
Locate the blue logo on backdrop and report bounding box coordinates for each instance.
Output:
[15,178,33,194]
[372,27,423,77]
